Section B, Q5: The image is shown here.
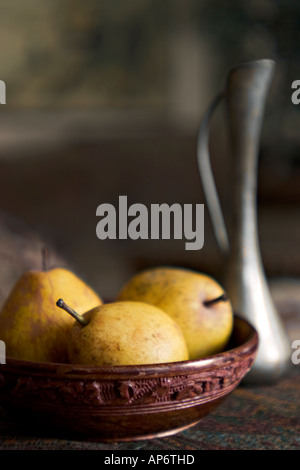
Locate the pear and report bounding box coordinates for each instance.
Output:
[0,249,102,363]
[117,267,234,360]
[56,299,189,366]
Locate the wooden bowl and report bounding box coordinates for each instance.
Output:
[0,315,258,442]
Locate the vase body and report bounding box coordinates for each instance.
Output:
[197,60,291,383]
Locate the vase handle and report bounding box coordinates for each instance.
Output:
[196,92,230,257]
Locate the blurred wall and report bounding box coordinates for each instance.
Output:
[0,0,299,299]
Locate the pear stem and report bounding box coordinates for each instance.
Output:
[42,247,49,271]
[56,298,88,326]
[203,293,228,307]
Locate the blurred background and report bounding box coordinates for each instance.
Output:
[0,0,299,336]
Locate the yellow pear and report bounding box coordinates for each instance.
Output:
[56,299,189,366]
[117,267,234,360]
[0,250,102,363]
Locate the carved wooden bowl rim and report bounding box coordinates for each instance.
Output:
[3,314,258,380]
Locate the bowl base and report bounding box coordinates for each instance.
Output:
[82,420,201,443]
